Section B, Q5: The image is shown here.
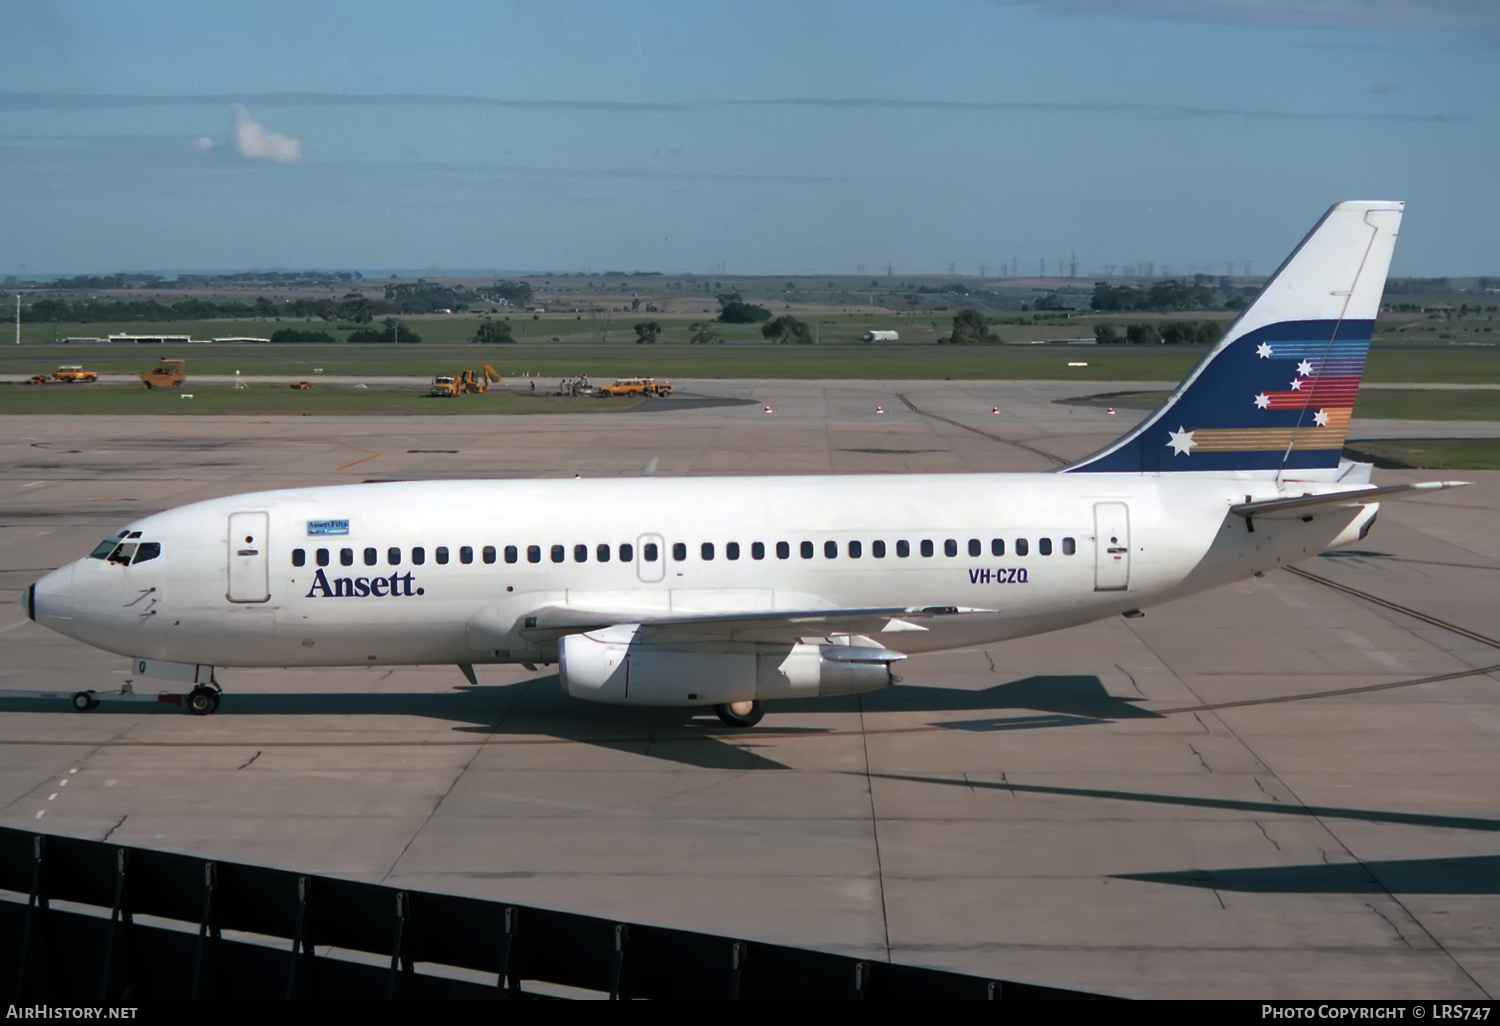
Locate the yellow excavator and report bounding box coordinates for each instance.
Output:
[456,364,501,394]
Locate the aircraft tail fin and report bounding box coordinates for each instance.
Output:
[1065,200,1403,476]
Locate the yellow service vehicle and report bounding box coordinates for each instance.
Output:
[51,365,98,383]
[597,377,673,397]
[139,359,186,389]
[430,375,458,397]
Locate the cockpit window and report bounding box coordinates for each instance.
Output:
[132,542,161,565]
[107,543,137,566]
[89,539,119,559]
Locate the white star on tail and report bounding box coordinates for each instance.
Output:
[1290,379,1303,391]
[1256,343,1273,358]
[1297,359,1315,377]
[1166,426,1197,456]
[1254,392,1270,409]
[1313,409,1329,427]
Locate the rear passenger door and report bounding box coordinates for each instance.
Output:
[636,533,665,583]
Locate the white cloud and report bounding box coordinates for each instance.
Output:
[230,104,301,163]
[1008,0,1500,32]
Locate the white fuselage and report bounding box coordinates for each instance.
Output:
[30,473,1374,674]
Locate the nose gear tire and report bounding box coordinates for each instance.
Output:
[188,686,220,716]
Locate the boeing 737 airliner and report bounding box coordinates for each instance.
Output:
[22,201,1465,724]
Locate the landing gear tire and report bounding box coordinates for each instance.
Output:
[71,691,98,712]
[188,686,220,716]
[713,700,763,728]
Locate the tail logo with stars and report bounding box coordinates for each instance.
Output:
[1065,200,1402,477]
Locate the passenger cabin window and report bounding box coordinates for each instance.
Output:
[1062,537,1076,555]
[642,543,658,562]
[896,540,909,558]
[776,541,789,560]
[620,542,635,562]
[992,538,1005,556]
[364,547,377,566]
[727,542,740,561]
[483,546,496,565]
[550,545,564,563]
[574,544,587,563]
[752,542,765,560]
[1016,538,1029,556]
[968,539,981,557]
[800,541,814,560]
[920,540,934,558]
[292,549,306,567]
[132,542,161,565]
[460,546,474,565]
[412,547,426,565]
[596,544,610,563]
[848,540,862,558]
[701,542,714,561]
[436,546,450,565]
[316,548,330,567]
[504,545,518,564]
[824,541,837,559]
[527,545,541,564]
[388,547,401,566]
[1039,538,1053,556]
[340,548,354,567]
[944,539,957,557]
[672,543,687,561]
[872,540,886,558]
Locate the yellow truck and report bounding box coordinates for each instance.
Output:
[430,375,458,397]
[51,365,98,383]
[597,377,673,397]
[139,359,186,389]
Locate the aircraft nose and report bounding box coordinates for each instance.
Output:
[29,564,76,627]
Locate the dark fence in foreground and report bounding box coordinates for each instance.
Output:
[0,826,1104,1000]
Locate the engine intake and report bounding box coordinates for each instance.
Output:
[558,626,902,707]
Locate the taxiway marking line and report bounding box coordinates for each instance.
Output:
[1285,565,1500,651]
[893,394,1069,465]
[325,439,383,471]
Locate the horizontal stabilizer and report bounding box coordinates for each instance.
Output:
[1229,480,1468,520]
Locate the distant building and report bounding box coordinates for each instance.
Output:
[107,333,191,345]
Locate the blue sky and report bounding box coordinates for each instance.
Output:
[1,0,1495,276]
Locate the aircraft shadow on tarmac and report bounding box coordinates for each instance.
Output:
[864,771,1500,836]
[0,673,1157,771]
[1116,854,1500,895]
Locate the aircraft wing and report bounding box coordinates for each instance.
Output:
[1228,480,1469,520]
[520,603,988,644]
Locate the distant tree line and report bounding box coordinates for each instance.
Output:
[1090,279,1220,312]
[715,291,772,324]
[939,309,1003,344]
[1093,321,1221,345]
[19,279,534,325]
[268,318,423,343]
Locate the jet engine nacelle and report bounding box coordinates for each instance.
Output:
[557,625,902,707]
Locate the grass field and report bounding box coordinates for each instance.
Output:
[0,383,644,416]
[1342,438,1500,470]
[4,331,1500,384]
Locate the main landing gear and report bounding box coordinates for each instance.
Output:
[187,684,221,716]
[713,700,764,728]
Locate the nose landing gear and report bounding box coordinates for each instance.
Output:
[187,685,221,716]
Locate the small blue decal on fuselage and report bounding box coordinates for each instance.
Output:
[307,519,350,536]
